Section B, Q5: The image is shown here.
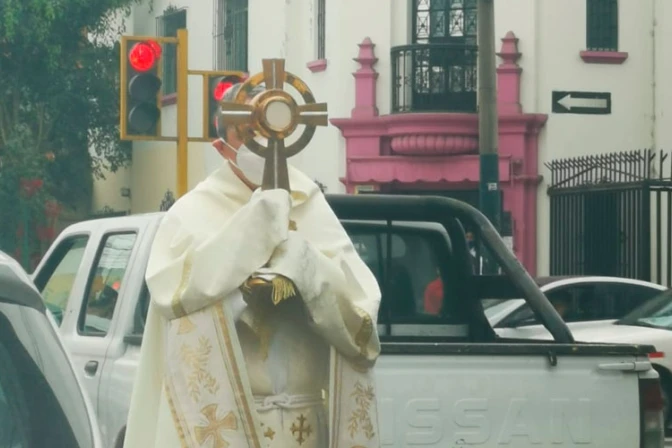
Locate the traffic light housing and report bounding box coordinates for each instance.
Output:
[203,72,247,140]
[121,38,163,138]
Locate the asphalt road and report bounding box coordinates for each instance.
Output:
[666,438,672,447]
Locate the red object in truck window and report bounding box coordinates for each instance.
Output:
[424,277,443,315]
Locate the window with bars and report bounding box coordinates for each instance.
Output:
[586,0,618,51]
[213,0,248,71]
[413,0,477,45]
[157,8,186,96]
[391,0,477,113]
[316,0,326,59]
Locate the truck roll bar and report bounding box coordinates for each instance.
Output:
[326,194,575,344]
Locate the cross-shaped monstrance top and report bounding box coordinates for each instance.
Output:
[218,59,329,191]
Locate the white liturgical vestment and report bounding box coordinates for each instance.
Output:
[123,160,382,448]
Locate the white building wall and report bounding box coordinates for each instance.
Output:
[120,0,669,274]
[512,0,655,274]
[203,0,396,193]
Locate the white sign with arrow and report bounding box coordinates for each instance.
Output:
[552,91,611,115]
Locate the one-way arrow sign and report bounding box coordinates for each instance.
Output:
[552,91,611,115]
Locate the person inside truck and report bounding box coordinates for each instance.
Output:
[123,83,382,448]
[423,268,443,315]
[548,290,572,319]
[465,230,481,274]
[88,282,119,318]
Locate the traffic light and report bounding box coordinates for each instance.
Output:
[121,38,163,138]
[204,72,247,139]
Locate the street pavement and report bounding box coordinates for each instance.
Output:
[666,438,672,446]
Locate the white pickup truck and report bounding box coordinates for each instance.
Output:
[32,194,665,448]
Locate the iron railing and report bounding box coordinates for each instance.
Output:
[586,0,618,51]
[546,149,672,286]
[391,43,477,114]
[412,0,477,45]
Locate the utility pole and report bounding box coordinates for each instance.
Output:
[477,0,500,274]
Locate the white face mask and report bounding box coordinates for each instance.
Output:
[221,139,265,186]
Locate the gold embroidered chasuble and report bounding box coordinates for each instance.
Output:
[123,161,382,448]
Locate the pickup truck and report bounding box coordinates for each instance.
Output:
[32,194,665,448]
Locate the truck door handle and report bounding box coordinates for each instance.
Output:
[598,361,651,372]
[84,360,99,375]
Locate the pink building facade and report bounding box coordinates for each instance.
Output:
[331,32,547,275]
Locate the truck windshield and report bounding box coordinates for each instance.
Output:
[0,303,93,448]
[617,289,672,330]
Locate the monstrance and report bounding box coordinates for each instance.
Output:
[217,59,329,191]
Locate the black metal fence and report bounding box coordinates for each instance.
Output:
[391,44,477,113]
[547,149,672,286]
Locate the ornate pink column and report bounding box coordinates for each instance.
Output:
[496,31,546,275]
[351,37,379,118]
[497,31,522,114]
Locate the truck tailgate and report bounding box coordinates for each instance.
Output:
[376,344,648,447]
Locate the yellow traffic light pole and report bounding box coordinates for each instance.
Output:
[176,29,189,198]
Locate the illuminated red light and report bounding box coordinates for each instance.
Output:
[147,40,162,59]
[649,351,665,358]
[129,42,157,72]
[213,81,234,101]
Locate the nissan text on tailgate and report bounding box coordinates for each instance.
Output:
[32,194,665,447]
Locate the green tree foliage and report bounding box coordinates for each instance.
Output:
[0,0,141,257]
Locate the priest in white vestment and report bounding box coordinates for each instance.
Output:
[123,83,382,448]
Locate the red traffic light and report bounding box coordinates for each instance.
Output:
[147,40,162,59]
[129,41,160,72]
[213,80,234,101]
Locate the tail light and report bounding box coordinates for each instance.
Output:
[639,377,665,447]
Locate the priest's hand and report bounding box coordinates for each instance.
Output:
[249,187,292,213]
[240,274,299,308]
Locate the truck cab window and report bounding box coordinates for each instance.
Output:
[349,227,452,321]
[79,233,137,336]
[36,236,89,326]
